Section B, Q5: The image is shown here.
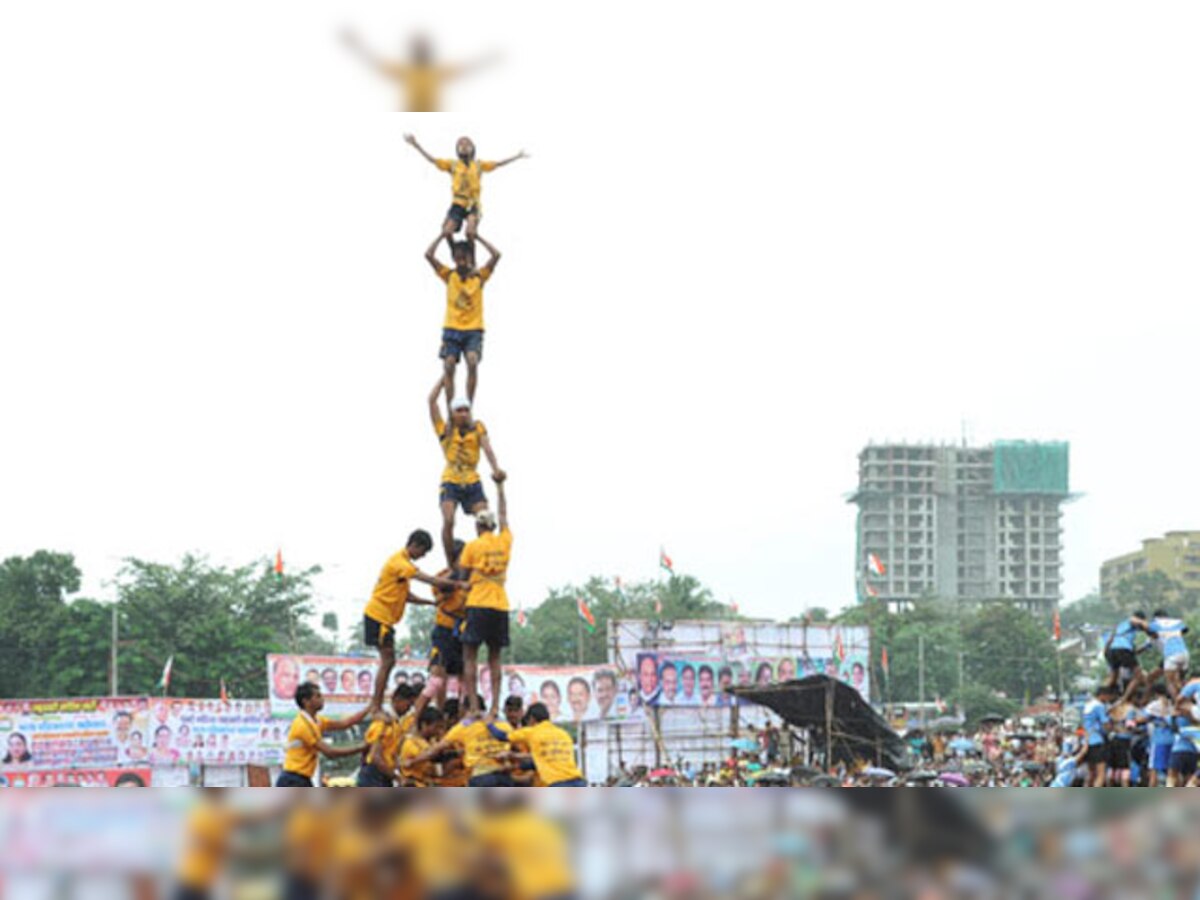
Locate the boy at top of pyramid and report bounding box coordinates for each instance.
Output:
[405,133,527,241]
[425,233,501,406]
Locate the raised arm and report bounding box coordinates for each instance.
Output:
[404,133,441,167]
[473,233,502,275]
[341,30,393,75]
[488,149,529,169]
[429,377,447,430]
[426,235,450,278]
[495,477,508,532]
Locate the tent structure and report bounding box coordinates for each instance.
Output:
[729,675,907,771]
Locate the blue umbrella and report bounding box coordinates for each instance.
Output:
[731,738,759,752]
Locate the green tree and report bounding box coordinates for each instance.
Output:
[0,551,87,698]
[1115,572,1183,615]
[115,554,334,698]
[960,602,1068,704]
[951,684,1019,731]
[1060,591,1122,631]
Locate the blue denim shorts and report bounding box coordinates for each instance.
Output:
[440,328,484,362]
[440,480,487,515]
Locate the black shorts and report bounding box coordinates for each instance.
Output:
[364,614,395,651]
[440,479,487,514]
[174,887,211,900]
[1106,648,1139,671]
[430,623,465,676]
[1085,743,1108,766]
[356,764,394,788]
[1170,751,1199,779]
[275,771,314,788]
[446,203,478,231]
[1107,740,1132,770]
[462,607,510,649]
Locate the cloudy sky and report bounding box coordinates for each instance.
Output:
[1,2,1197,635]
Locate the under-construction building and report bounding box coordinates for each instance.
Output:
[849,441,1071,612]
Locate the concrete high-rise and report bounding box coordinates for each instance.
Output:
[849,441,1070,611]
[1100,532,1200,604]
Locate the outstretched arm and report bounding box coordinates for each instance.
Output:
[412,569,466,592]
[326,706,370,733]
[404,133,441,167]
[316,738,367,760]
[474,233,502,275]
[495,477,508,532]
[342,30,394,75]
[480,432,505,483]
[488,149,529,169]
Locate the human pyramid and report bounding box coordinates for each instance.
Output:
[276,135,586,788]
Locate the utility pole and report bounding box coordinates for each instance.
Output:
[577,616,584,665]
[918,634,926,729]
[958,650,965,695]
[111,604,119,697]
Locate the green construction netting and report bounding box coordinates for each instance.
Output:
[993,441,1069,495]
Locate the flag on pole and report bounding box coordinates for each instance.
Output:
[880,646,890,677]
[274,549,284,584]
[659,548,674,575]
[517,607,528,628]
[577,597,596,633]
[864,583,880,599]
[157,656,174,693]
[220,679,230,706]
[1053,609,1062,642]
[935,696,947,714]
[833,631,845,668]
[614,576,630,603]
[730,599,740,615]
[867,553,886,576]
[654,596,663,616]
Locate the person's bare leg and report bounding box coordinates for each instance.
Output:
[441,218,457,239]
[443,356,458,405]
[462,644,480,716]
[466,213,479,241]
[465,351,480,405]
[372,644,396,712]
[441,499,458,568]
[488,647,503,719]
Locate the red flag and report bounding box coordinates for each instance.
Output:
[220,679,230,706]
[1053,609,1062,642]
[274,549,284,583]
[881,646,890,677]
[517,607,528,628]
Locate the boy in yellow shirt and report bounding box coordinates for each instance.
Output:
[398,706,444,787]
[460,478,513,719]
[428,539,469,707]
[489,702,586,787]
[428,377,506,563]
[363,529,464,712]
[413,697,515,787]
[405,134,527,240]
[357,683,429,787]
[276,683,369,787]
[425,233,503,407]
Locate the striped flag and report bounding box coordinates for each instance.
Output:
[867,553,886,577]
[517,607,528,628]
[833,631,845,668]
[865,583,880,599]
[157,656,174,693]
[659,548,674,575]
[577,597,596,633]
[880,646,890,677]
[274,549,284,584]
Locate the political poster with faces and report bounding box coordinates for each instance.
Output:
[267,654,434,718]
[131,698,283,767]
[0,698,141,770]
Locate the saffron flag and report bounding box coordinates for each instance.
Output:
[1053,609,1062,642]
[220,679,230,706]
[833,631,845,667]
[517,607,528,628]
[865,583,879,599]
[577,597,596,633]
[274,549,284,583]
[659,548,674,575]
[867,553,886,576]
[157,656,174,693]
[881,646,890,677]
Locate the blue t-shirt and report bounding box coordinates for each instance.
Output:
[1082,699,1110,746]
[1050,757,1078,787]
[1150,617,1189,657]
[1170,715,1198,755]
[1180,681,1200,702]
[1109,619,1138,652]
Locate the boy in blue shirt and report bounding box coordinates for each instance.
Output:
[1081,684,1117,787]
[1148,610,1190,701]
[1103,610,1148,693]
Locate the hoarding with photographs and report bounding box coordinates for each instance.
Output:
[609,620,871,706]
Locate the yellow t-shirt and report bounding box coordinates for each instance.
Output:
[283,802,333,884]
[434,414,488,486]
[508,720,582,785]
[363,549,418,627]
[399,734,435,786]
[363,709,413,775]
[390,808,472,891]
[479,809,577,900]
[433,567,469,629]
[461,528,513,611]
[384,65,458,113]
[176,804,231,889]
[283,711,330,778]
[436,263,493,332]
[434,158,499,211]
[444,719,512,776]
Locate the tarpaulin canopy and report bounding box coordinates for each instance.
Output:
[730,675,907,770]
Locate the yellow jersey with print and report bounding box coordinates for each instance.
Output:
[478,809,577,900]
[444,718,512,776]
[390,808,474,892]
[433,567,469,629]
[434,158,499,211]
[176,803,232,889]
[283,711,330,778]
[461,528,513,612]
[399,734,435,786]
[363,549,418,627]
[435,263,493,332]
[363,709,413,775]
[433,413,487,486]
[508,720,582,785]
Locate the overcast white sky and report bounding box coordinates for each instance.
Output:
[1,2,1198,636]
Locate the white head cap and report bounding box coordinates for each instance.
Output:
[476,509,497,529]
[450,397,471,413]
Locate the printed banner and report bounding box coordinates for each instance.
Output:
[268,654,633,723]
[0,696,281,770]
[0,767,152,788]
